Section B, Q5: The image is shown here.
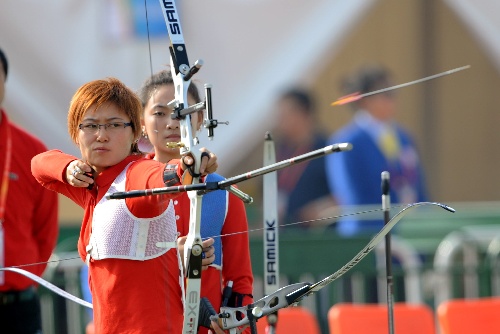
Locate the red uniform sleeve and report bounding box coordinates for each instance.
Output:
[16,143,60,277]
[31,179,59,275]
[31,149,88,208]
[124,158,184,218]
[221,192,254,304]
[220,192,253,334]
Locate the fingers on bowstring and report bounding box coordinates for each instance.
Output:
[68,160,95,188]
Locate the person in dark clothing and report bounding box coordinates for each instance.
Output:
[274,88,335,228]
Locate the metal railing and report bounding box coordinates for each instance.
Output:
[433,225,500,308]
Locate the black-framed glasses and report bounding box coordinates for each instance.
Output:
[78,122,133,134]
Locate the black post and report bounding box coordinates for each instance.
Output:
[382,171,395,334]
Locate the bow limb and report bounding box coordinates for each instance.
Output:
[262,132,279,333]
[213,201,455,330]
[293,202,455,298]
[0,267,92,309]
[158,1,204,332]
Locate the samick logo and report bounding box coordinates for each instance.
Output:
[161,0,181,34]
[265,219,277,285]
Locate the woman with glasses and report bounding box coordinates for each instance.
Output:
[31,77,222,334]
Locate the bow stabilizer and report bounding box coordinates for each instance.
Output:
[106,143,353,200]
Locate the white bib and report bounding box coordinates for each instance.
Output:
[87,164,177,261]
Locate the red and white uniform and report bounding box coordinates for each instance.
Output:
[31,151,184,334]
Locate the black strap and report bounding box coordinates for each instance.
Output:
[163,164,180,187]
[228,291,253,311]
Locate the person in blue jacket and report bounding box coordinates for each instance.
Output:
[326,65,428,237]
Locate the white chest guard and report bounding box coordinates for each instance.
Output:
[86,164,177,262]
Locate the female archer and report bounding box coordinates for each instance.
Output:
[31,77,223,333]
[139,70,254,334]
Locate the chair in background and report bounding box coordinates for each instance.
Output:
[328,302,435,334]
[255,306,321,334]
[437,297,500,334]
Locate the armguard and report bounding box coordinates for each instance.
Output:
[163,163,181,187]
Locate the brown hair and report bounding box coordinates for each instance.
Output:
[67,78,142,149]
[278,88,316,116]
[138,70,202,107]
[0,46,8,79]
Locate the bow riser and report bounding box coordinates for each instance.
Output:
[158,1,204,333]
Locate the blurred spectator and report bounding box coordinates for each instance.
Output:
[0,46,59,333]
[274,88,335,228]
[326,64,428,237]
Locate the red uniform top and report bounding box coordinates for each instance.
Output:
[0,109,58,291]
[31,150,184,334]
[173,175,254,334]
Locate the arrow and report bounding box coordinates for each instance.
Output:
[331,65,470,106]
